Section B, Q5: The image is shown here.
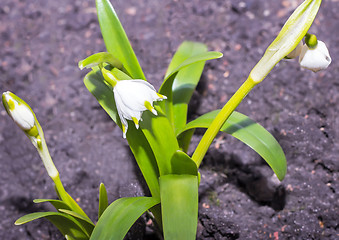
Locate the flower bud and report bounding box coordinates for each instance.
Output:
[299,40,331,72]
[2,91,35,132]
[2,91,59,178]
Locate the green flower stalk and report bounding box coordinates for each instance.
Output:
[192,0,322,168]
[2,91,69,204]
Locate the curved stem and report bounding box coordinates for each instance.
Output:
[192,76,257,167]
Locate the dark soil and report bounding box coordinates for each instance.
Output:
[0,0,338,239]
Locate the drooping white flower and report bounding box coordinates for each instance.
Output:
[113,80,167,138]
[2,91,35,131]
[299,40,331,72]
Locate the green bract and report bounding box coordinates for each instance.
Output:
[2,0,327,239]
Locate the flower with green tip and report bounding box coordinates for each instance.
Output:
[299,40,331,72]
[113,80,167,138]
[2,91,36,132]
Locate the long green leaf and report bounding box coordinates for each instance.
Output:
[84,68,160,197]
[98,183,108,219]
[34,199,94,236]
[96,0,145,79]
[166,41,208,133]
[160,51,222,95]
[159,51,222,127]
[160,174,198,240]
[140,111,180,176]
[59,209,95,236]
[78,52,123,70]
[64,192,91,222]
[90,197,160,240]
[33,199,71,211]
[178,110,287,180]
[15,212,89,239]
[171,150,198,176]
[53,185,91,222]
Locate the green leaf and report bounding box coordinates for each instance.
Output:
[34,199,94,236]
[160,174,198,240]
[64,192,92,222]
[33,199,71,211]
[52,185,91,222]
[65,235,76,240]
[58,209,94,226]
[96,0,145,79]
[171,150,198,176]
[78,52,123,70]
[166,42,208,133]
[140,111,180,176]
[59,209,95,236]
[178,110,287,180]
[98,183,108,219]
[15,212,89,239]
[84,68,160,197]
[159,51,222,127]
[90,197,160,240]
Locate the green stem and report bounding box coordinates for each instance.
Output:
[192,76,257,167]
[150,204,163,232]
[53,174,70,204]
[37,139,71,206]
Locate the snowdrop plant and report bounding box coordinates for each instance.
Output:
[3,0,330,239]
[2,92,94,240]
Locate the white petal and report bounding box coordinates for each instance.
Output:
[4,93,35,130]
[112,79,167,138]
[114,80,150,111]
[114,87,140,120]
[299,40,331,72]
[11,104,35,130]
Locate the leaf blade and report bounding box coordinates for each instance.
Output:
[98,183,108,219]
[160,174,198,240]
[33,199,71,211]
[166,41,209,133]
[15,212,89,239]
[159,51,222,128]
[90,197,160,240]
[178,110,287,180]
[96,0,145,79]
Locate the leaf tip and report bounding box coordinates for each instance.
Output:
[78,60,85,70]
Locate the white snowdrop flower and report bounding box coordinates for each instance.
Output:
[113,80,167,138]
[299,40,331,72]
[2,91,35,131]
[285,41,303,59]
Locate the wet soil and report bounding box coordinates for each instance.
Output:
[0,0,338,239]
